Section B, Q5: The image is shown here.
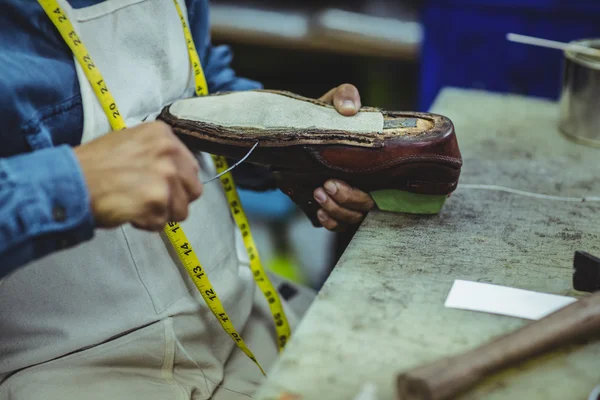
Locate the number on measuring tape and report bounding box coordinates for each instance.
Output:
[108,103,120,118]
[96,80,108,94]
[231,332,242,342]
[279,335,287,348]
[205,288,216,301]
[168,222,180,233]
[53,7,67,23]
[229,200,241,214]
[180,242,192,256]
[82,54,95,70]
[247,246,256,261]
[192,266,204,278]
[68,31,81,46]
[220,178,233,192]
[253,270,264,282]
[215,158,225,169]
[265,291,276,304]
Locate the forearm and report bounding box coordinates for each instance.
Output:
[0,146,94,277]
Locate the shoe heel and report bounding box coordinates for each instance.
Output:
[370,190,447,215]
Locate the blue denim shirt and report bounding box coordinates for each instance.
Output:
[0,0,261,277]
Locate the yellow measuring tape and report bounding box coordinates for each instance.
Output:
[37,0,290,375]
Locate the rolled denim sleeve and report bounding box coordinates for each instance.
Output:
[0,145,94,277]
[203,44,263,93]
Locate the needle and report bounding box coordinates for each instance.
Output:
[202,142,260,184]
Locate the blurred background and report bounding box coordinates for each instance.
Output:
[213,0,600,290]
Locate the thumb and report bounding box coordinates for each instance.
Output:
[332,84,362,116]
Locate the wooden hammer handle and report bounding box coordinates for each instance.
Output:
[396,291,600,400]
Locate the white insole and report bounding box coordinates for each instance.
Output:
[169,91,384,134]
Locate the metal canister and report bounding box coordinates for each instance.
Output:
[559,38,600,147]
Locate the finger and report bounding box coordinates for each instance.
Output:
[167,178,189,222]
[318,87,337,104]
[155,121,201,174]
[332,84,361,116]
[133,182,170,230]
[131,207,169,231]
[323,180,374,212]
[313,187,365,225]
[171,149,203,202]
[131,220,165,232]
[317,209,343,232]
[147,123,202,201]
[172,135,201,173]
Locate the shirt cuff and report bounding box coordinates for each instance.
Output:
[1,145,94,263]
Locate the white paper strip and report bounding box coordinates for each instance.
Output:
[445,280,577,320]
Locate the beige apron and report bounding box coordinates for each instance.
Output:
[0,0,300,398]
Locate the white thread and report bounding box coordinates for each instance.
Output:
[460,184,600,202]
[202,142,259,184]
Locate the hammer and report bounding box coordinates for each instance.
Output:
[396,289,600,400]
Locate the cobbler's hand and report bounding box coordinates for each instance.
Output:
[315,84,375,232]
[74,121,203,231]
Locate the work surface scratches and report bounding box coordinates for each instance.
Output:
[256,88,600,400]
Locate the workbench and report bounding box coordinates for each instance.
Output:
[256,88,600,400]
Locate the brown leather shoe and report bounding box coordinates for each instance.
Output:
[158,90,462,226]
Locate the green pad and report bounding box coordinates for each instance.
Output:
[370,190,447,215]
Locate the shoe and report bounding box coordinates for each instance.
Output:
[158,90,462,226]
